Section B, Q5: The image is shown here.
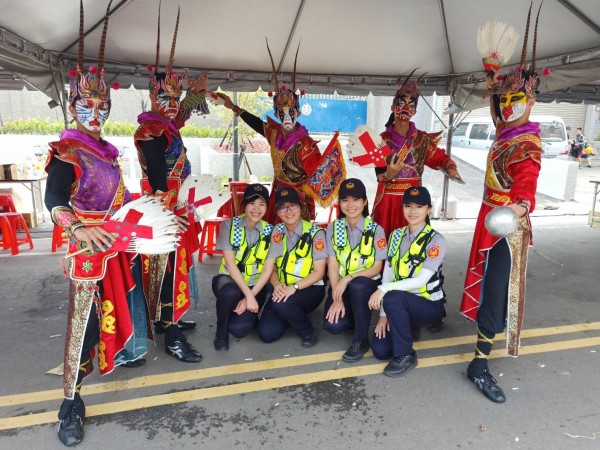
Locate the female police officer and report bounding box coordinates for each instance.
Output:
[369,186,447,376]
[212,184,274,351]
[323,178,387,362]
[258,187,327,347]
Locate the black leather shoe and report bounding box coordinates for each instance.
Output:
[342,341,370,363]
[301,330,318,348]
[383,353,417,377]
[427,320,445,333]
[468,369,506,403]
[213,338,229,352]
[166,338,203,363]
[58,399,85,447]
[154,320,197,334]
[121,358,146,368]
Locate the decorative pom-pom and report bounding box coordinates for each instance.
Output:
[88,66,97,75]
[171,71,178,78]
[146,65,154,73]
[68,69,77,78]
[268,92,273,97]
[542,67,551,76]
[300,90,305,96]
[112,82,120,90]
[497,75,504,81]
[181,71,186,78]
[281,85,287,91]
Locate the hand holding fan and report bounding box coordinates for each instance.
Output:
[65,196,180,259]
[477,21,519,77]
[347,125,393,168]
[206,90,225,106]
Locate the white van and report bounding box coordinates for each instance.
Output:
[449,115,569,157]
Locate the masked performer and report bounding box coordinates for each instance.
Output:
[461,8,544,404]
[218,41,345,223]
[44,2,142,445]
[134,7,209,363]
[372,73,462,237]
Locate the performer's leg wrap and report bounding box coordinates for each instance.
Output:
[160,302,174,330]
[468,326,495,377]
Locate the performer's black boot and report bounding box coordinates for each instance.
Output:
[165,325,203,363]
[467,365,506,404]
[57,395,85,447]
[466,327,506,403]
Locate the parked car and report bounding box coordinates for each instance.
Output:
[447,115,569,157]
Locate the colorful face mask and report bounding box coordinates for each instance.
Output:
[277,107,298,131]
[74,98,110,132]
[152,92,181,119]
[392,94,418,121]
[499,91,528,122]
[150,72,183,119]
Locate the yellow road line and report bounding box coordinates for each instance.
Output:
[1,335,599,431]
[1,321,599,408]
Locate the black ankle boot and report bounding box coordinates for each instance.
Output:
[57,396,85,447]
[165,327,202,363]
[467,361,506,404]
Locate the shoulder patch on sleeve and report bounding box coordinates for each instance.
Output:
[376,236,387,250]
[428,244,440,259]
[314,238,325,252]
[272,232,282,244]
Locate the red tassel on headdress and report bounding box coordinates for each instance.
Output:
[300,90,305,96]
[68,69,77,78]
[281,85,287,91]
[171,71,178,78]
[268,92,273,97]
[542,67,551,76]
[112,82,120,90]
[497,75,504,81]
[146,65,154,73]
[89,65,97,75]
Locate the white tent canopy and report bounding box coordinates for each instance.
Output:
[0,0,600,108]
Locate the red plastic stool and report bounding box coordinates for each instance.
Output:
[51,224,66,252]
[198,218,224,262]
[0,212,34,255]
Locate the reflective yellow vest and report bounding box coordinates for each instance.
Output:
[275,220,322,284]
[219,214,274,285]
[387,225,444,300]
[332,217,377,277]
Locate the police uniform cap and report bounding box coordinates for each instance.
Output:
[242,183,270,205]
[339,178,367,199]
[402,186,431,206]
[275,187,301,208]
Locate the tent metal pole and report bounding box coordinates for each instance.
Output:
[441,112,454,220]
[232,91,240,181]
[441,78,456,220]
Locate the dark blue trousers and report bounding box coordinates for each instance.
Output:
[212,274,267,341]
[258,285,325,342]
[371,291,445,359]
[478,239,511,333]
[322,276,380,344]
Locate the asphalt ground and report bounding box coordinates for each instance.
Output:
[1,158,599,449]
